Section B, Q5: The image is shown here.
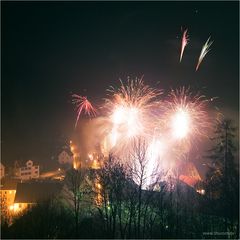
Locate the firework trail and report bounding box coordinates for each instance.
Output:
[196,36,213,71]
[72,94,97,127]
[180,29,189,62]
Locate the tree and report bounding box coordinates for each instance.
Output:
[205,119,239,234]
[93,155,133,238]
[64,168,92,238]
[127,137,162,239]
[94,145,160,239]
[3,198,74,239]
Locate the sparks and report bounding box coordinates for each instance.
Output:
[180,29,189,62]
[72,94,97,128]
[71,78,216,188]
[104,78,162,154]
[196,36,213,71]
[146,138,165,178]
[164,87,211,150]
[171,108,190,139]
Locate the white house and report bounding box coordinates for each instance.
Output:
[0,163,5,179]
[18,160,40,180]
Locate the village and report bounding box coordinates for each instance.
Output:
[0,137,206,224]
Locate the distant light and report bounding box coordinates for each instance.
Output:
[73,162,77,169]
[197,189,205,195]
[92,160,100,169]
[88,154,93,161]
[9,203,19,212]
[58,168,61,171]
[13,203,19,211]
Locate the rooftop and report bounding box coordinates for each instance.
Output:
[14,181,63,203]
[0,178,20,190]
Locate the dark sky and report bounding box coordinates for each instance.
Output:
[2,2,239,169]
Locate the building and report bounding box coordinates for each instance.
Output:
[40,168,65,181]
[13,181,63,214]
[18,160,40,180]
[0,178,19,221]
[179,162,202,187]
[0,163,5,179]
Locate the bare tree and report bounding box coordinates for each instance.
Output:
[64,168,92,237]
[94,138,165,238]
[127,137,162,238]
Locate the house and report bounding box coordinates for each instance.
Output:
[179,162,202,187]
[0,163,5,179]
[13,181,63,213]
[0,178,19,218]
[18,160,40,180]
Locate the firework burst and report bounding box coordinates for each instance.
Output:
[104,78,163,155]
[71,78,216,188]
[72,94,97,127]
[163,87,212,152]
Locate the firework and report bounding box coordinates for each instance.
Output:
[164,87,211,151]
[180,29,189,62]
[71,77,215,188]
[196,36,213,71]
[104,78,162,154]
[72,94,97,127]
[145,138,165,185]
[171,108,190,139]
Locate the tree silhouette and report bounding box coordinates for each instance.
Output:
[205,119,239,235]
[64,168,92,237]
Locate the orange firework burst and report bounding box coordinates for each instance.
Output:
[71,78,217,188]
[72,94,97,127]
[104,78,162,154]
[164,87,212,149]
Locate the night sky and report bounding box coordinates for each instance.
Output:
[2,2,239,170]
